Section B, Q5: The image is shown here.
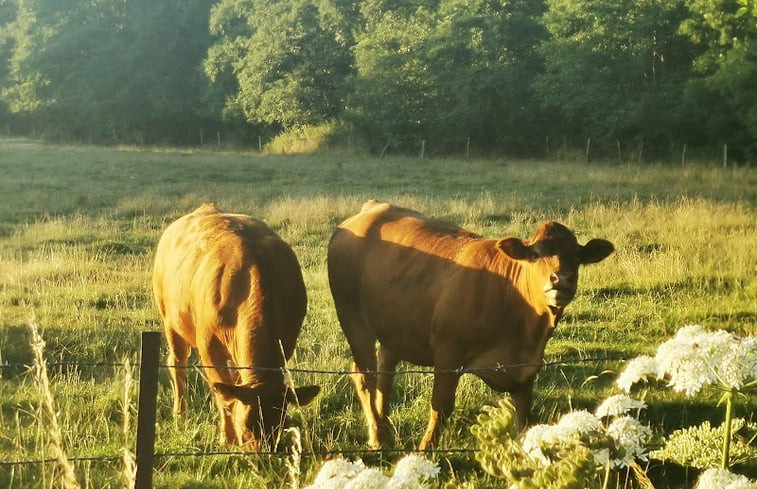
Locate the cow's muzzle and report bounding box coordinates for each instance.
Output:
[544,287,575,307]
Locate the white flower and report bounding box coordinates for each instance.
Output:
[606,416,653,467]
[307,457,366,488]
[386,455,440,488]
[656,325,755,396]
[695,468,757,489]
[555,410,602,438]
[521,411,603,467]
[618,326,757,396]
[522,424,552,466]
[595,394,647,418]
[307,476,351,489]
[716,335,757,390]
[656,326,722,395]
[344,468,390,489]
[616,355,658,392]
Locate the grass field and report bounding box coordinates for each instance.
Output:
[0,138,755,488]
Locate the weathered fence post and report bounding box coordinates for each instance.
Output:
[585,137,591,164]
[723,144,728,168]
[135,332,161,489]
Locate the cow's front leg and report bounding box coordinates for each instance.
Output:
[212,394,237,446]
[165,329,190,416]
[510,379,535,431]
[375,345,398,446]
[419,369,460,451]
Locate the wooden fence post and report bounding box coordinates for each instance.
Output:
[585,137,591,164]
[723,144,728,168]
[135,332,161,489]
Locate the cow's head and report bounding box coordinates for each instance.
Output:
[212,381,320,450]
[497,221,614,309]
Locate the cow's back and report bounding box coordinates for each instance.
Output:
[328,201,497,366]
[153,204,306,360]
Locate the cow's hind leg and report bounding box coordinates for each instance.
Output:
[375,345,398,445]
[165,328,191,416]
[338,309,384,448]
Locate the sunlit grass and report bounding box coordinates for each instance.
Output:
[0,138,754,488]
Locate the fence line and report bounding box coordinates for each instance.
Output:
[2,330,629,486]
[0,355,628,376]
[0,448,477,468]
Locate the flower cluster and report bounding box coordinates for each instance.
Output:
[616,325,757,396]
[650,419,757,469]
[522,394,652,469]
[695,468,757,489]
[305,455,440,489]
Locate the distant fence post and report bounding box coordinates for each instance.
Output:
[723,144,728,168]
[135,332,161,489]
[585,137,591,163]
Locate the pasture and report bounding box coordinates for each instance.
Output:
[0,138,755,488]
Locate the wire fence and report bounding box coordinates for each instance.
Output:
[0,355,627,375]
[0,331,628,482]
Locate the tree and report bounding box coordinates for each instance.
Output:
[0,0,18,130]
[680,0,757,157]
[535,0,694,157]
[205,0,353,129]
[348,0,547,154]
[1,0,215,144]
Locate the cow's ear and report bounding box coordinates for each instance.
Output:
[497,238,539,262]
[286,385,320,406]
[579,239,614,264]
[212,382,261,403]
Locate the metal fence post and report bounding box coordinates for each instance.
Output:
[135,332,161,489]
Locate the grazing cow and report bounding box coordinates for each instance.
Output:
[152,204,319,450]
[327,200,614,449]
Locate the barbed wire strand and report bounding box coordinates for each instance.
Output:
[0,448,477,467]
[0,355,627,374]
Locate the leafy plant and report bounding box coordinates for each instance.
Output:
[471,396,651,489]
[617,325,757,469]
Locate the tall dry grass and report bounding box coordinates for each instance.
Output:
[28,320,81,489]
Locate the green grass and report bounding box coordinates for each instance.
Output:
[0,137,755,488]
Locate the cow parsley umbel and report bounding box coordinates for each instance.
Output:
[595,394,646,419]
[616,325,757,396]
[304,455,440,489]
[616,325,757,470]
[695,468,757,489]
[473,396,651,488]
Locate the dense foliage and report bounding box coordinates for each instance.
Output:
[0,0,755,158]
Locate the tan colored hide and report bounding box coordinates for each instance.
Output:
[153,204,319,450]
[327,200,613,449]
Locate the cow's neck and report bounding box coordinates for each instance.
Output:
[496,256,561,329]
[231,327,286,386]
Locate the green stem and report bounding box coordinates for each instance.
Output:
[721,389,735,470]
[601,459,611,489]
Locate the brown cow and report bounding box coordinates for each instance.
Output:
[152,204,319,450]
[327,200,614,450]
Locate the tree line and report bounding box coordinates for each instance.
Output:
[0,0,755,160]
